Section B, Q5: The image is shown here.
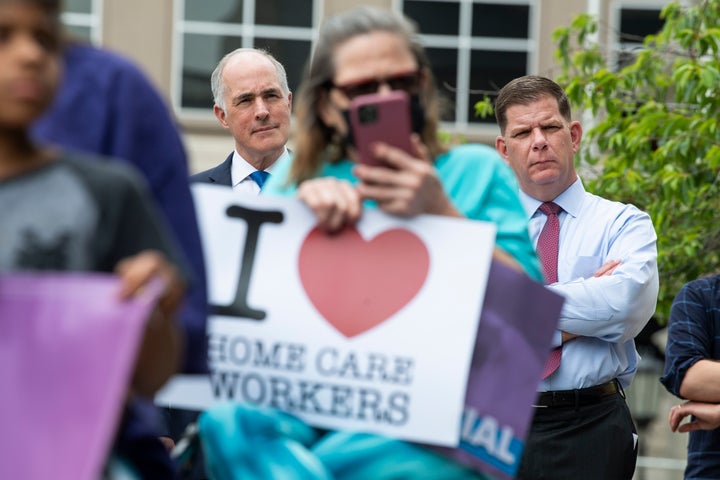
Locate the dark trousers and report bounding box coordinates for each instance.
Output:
[517,392,637,480]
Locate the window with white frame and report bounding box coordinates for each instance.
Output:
[61,0,102,45]
[174,0,317,112]
[613,2,665,70]
[400,0,535,127]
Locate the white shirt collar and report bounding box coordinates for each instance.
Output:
[230,148,287,188]
[519,176,585,220]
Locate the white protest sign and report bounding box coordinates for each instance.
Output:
[156,184,496,446]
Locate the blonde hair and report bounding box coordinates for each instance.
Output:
[289,6,445,184]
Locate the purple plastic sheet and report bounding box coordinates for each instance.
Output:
[0,273,161,480]
[434,261,564,479]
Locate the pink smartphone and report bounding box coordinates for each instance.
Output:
[349,90,414,167]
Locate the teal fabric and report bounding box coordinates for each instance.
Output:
[102,455,141,479]
[312,431,490,479]
[263,144,542,282]
[199,403,332,480]
[199,403,491,480]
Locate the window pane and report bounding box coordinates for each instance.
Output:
[620,8,664,39]
[63,24,91,42]
[256,0,312,27]
[253,38,312,93]
[469,50,527,123]
[472,3,529,38]
[181,35,311,109]
[63,0,92,14]
[404,1,460,36]
[617,9,663,69]
[426,47,459,122]
[182,34,243,109]
[185,0,243,22]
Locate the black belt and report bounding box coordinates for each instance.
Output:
[533,380,621,408]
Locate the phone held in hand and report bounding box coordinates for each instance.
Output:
[349,90,413,167]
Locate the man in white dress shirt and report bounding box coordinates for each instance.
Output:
[494,75,659,480]
[190,48,291,193]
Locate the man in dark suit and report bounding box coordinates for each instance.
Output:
[175,48,292,479]
[190,48,291,192]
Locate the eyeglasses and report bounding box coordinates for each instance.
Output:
[328,69,422,100]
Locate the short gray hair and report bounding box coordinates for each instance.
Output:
[210,48,290,110]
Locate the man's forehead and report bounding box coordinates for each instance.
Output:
[223,71,281,94]
[506,102,562,126]
[223,59,280,93]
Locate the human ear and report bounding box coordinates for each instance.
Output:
[213,104,228,129]
[570,121,583,152]
[495,135,509,161]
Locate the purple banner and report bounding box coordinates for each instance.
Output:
[0,273,161,480]
[434,261,564,479]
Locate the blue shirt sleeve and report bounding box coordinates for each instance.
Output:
[547,203,658,344]
[661,276,720,397]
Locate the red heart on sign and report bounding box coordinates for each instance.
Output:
[298,226,430,338]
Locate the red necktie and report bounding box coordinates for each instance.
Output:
[537,202,562,379]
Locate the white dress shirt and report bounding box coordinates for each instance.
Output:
[230,148,287,195]
[520,178,659,391]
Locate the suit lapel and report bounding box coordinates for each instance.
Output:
[208,153,234,186]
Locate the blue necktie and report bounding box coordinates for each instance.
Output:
[249,170,270,190]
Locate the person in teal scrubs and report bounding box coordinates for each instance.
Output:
[199,6,542,480]
[263,10,539,282]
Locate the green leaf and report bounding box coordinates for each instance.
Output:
[553,0,720,324]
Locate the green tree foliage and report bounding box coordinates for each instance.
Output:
[553,0,720,323]
[477,0,719,323]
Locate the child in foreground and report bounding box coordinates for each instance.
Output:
[0,0,187,477]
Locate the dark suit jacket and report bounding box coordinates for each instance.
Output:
[189,152,233,186]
